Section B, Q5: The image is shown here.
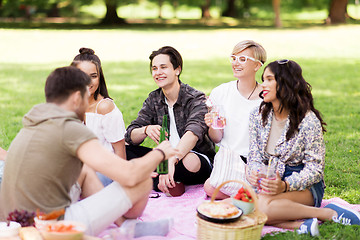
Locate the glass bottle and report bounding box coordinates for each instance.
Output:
[157,114,169,174]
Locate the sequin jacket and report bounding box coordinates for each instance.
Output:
[248,107,325,191]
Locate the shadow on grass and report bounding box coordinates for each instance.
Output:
[1,16,358,31]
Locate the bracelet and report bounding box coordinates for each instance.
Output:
[175,157,180,165]
[154,148,166,162]
[144,126,149,136]
[283,180,288,193]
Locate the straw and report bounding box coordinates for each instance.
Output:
[266,159,272,178]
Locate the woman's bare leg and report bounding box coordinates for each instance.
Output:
[203,178,229,200]
[258,191,335,226]
[77,164,104,199]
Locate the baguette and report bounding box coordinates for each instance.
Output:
[19,227,43,240]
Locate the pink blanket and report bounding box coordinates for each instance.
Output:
[98,185,360,239]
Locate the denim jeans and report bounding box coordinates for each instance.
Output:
[282,164,325,207]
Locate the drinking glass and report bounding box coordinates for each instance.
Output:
[210,105,226,129]
[258,164,276,193]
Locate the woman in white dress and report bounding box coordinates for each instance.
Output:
[203,40,267,199]
[71,48,126,186]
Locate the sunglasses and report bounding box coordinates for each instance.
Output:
[277,59,289,64]
[230,55,263,66]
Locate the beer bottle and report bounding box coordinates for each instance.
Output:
[157,114,169,174]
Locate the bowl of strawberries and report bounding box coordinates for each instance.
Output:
[231,186,255,215]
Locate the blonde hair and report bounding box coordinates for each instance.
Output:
[231,40,267,64]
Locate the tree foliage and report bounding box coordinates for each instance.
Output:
[0,0,357,25]
[0,0,93,18]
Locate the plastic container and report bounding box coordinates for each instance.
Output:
[0,221,21,238]
[231,198,255,215]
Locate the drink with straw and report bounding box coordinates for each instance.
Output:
[258,160,276,193]
[157,114,169,174]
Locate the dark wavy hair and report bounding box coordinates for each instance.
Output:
[260,60,326,140]
[71,48,111,100]
[149,46,183,77]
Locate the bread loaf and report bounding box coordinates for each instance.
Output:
[19,227,43,240]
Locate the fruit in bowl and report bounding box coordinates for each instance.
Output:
[35,208,65,230]
[232,187,255,215]
[40,220,86,240]
[34,216,58,231]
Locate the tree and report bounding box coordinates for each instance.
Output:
[327,0,348,24]
[201,0,211,19]
[222,0,237,17]
[158,0,163,19]
[101,0,126,24]
[222,0,250,18]
[273,0,281,27]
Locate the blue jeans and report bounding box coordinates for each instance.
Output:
[282,164,325,207]
[96,172,113,187]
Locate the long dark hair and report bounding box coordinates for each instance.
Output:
[260,60,326,140]
[71,48,111,100]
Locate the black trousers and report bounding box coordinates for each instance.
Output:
[126,145,213,191]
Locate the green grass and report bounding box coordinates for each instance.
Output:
[0,25,359,239]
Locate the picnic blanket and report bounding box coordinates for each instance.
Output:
[98,185,360,239]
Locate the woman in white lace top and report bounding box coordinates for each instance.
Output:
[71,48,126,186]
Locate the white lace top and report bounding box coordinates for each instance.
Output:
[85,98,126,152]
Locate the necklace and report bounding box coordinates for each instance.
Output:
[247,82,258,100]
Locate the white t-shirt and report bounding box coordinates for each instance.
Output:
[85,99,126,152]
[210,80,262,156]
[167,104,181,148]
[208,80,262,196]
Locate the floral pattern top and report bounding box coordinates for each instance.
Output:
[248,107,325,191]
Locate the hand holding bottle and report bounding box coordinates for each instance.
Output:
[144,125,162,144]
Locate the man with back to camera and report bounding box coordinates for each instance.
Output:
[0,66,178,237]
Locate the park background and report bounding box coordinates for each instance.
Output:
[0,0,359,239]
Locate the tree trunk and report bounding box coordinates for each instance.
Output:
[173,0,178,18]
[222,0,238,18]
[327,0,348,24]
[101,0,126,25]
[201,0,211,19]
[158,0,163,19]
[272,0,282,28]
[47,3,60,18]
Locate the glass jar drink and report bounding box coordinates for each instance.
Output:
[210,105,226,129]
[258,164,276,193]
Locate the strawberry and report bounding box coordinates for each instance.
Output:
[245,189,252,199]
[235,187,253,202]
[241,196,249,202]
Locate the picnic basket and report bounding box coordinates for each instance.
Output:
[197,180,267,240]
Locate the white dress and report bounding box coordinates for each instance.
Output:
[85,98,126,186]
[85,98,126,153]
[208,81,262,196]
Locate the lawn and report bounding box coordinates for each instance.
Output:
[0,24,359,239]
